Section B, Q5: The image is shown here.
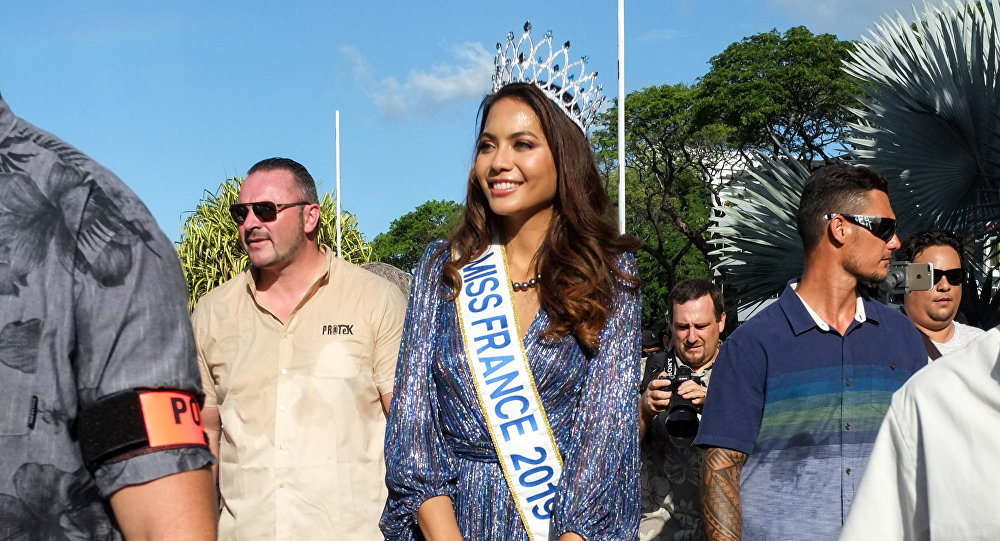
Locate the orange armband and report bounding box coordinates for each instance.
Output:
[75,389,209,470]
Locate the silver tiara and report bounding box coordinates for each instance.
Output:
[493,21,606,133]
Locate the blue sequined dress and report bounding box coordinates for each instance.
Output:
[381,242,641,540]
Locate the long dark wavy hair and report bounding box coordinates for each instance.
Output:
[443,82,640,350]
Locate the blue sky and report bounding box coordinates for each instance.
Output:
[1,0,920,242]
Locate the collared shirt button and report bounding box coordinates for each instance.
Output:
[281,368,288,375]
[845,423,852,430]
[890,363,897,370]
[846,468,852,474]
[278,443,284,450]
[279,482,285,488]
[279,406,286,412]
[845,379,851,386]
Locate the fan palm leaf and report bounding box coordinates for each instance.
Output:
[709,152,811,311]
[844,0,1000,242]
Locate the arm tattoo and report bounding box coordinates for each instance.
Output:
[701,447,748,541]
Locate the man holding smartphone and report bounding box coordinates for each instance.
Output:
[896,230,984,359]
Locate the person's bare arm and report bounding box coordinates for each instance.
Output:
[201,406,221,482]
[381,392,393,417]
[701,447,747,541]
[417,495,463,540]
[415,496,584,541]
[110,467,217,541]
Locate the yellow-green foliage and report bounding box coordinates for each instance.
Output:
[176,176,372,311]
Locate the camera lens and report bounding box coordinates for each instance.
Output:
[664,405,699,439]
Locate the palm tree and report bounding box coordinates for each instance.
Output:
[844,0,1000,243]
[845,0,1000,326]
[176,176,372,311]
[709,152,811,311]
[710,0,1000,323]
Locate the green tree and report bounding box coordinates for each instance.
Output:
[176,176,372,311]
[371,199,464,272]
[697,26,861,164]
[595,84,729,326]
[845,0,1000,327]
[592,28,862,325]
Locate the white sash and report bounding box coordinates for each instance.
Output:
[456,244,563,540]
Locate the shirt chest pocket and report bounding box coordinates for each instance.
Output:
[0,370,36,436]
[0,318,42,436]
[849,363,906,416]
[311,339,365,379]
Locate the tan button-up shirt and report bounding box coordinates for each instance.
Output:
[195,246,406,540]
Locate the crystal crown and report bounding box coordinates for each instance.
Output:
[493,21,606,133]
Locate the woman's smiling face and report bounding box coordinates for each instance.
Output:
[474,97,558,227]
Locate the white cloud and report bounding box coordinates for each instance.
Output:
[341,45,375,85]
[341,42,493,122]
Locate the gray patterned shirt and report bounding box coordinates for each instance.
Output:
[0,93,214,539]
[639,354,712,541]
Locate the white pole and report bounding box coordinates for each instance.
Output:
[617,0,626,235]
[335,110,343,258]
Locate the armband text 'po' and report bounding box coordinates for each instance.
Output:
[75,389,209,470]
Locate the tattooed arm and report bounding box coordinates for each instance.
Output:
[701,446,747,541]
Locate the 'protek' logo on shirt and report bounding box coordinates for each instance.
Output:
[322,324,354,336]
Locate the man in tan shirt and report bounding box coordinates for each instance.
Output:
[194,157,407,540]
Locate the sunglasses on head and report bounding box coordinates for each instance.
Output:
[824,213,897,243]
[932,267,966,286]
[229,201,309,225]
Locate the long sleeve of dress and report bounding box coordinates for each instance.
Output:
[381,242,458,539]
[550,253,642,539]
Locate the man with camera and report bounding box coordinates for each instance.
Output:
[697,164,927,541]
[638,279,725,541]
[896,230,983,359]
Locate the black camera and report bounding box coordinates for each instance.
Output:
[640,350,670,392]
[660,364,704,441]
[642,352,706,443]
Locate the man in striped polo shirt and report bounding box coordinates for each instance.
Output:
[696,164,927,541]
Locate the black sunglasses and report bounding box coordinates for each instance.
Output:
[229,201,309,225]
[824,213,897,243]
[933,267,966,286]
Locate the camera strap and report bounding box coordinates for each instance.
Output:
[919,331,942,360]
[455,244,563,541]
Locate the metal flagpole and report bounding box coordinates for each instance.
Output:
[335,110,342,258]
[617,0,626,235]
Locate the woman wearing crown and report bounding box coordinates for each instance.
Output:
[380,23,642,541]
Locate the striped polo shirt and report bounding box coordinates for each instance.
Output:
[695,282,926,541]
